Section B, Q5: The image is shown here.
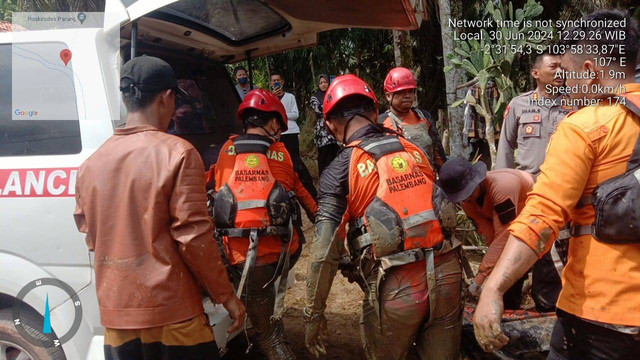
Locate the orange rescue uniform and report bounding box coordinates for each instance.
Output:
[509,83,640,326]
[208,136,317,265]
[345,135,436,226]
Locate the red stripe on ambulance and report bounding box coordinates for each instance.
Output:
[0,168,77,197]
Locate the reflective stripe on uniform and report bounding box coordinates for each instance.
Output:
[234,139,272,147]
[403,210,437,229]
[362,138,401,152]
[237,200,267,210]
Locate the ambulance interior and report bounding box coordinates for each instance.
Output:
[117,0,428,169]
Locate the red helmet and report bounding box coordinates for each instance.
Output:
[384,67,417,93]
[323,74,378,119]
[237,89,288,132]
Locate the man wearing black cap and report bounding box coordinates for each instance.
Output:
[439,158,535,309]
[74,56,245,359]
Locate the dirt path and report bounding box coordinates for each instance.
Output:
[227,216,433,359]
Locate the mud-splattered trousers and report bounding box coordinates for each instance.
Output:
[230,245,301,360]
[359,248,463,359]
[306,125,462,360]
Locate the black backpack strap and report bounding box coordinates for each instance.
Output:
[618,94,640,171]
[355,136,405,161]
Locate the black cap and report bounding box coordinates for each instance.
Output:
[120,56,187,98]
[437,158,487,203]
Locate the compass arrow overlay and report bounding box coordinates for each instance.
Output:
[43,293,52,334]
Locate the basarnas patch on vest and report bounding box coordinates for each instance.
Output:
[244,154,260,168]
[391,155,408,173]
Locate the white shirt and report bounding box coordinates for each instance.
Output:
[278,92,300,134]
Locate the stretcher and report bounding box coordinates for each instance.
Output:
[462,305,556,360]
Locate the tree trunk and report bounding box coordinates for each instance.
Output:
[393,30,403,67]
[392,30,413,68]
[479,89,497,166]
[438,0,467,158]
[309,51,316,88]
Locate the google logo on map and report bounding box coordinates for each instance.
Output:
[14,109,39,117]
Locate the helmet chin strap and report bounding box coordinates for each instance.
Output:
[341,113,377,145]
[341,114,357,145]
[260,125,280,141]
[246,116,281,141]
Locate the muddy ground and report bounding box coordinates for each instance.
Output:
[227,217,370,359]
[227,216,454,359]
[226,160,540,359]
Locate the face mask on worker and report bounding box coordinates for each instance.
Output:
[273,81,281,89]
[238,76,248,85]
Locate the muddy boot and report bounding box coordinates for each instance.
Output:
[238,264,295,360]
[257,318,296,360]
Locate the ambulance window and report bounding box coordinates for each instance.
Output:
[0,43,82,156]
[154,0,289,43]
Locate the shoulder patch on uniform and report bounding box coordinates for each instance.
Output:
[494,199,516,225]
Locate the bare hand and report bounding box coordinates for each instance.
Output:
[223,294,246,333]
[473,288,509,352]
[304,309,328,358]
[273,87,284,97]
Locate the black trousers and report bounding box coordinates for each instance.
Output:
[317,143,340,175]
[503,273,527,310]
[548,309,640,360]
[280,134,317,201]
[532,252,563,312]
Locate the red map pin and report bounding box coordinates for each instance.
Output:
[60,49,72,66]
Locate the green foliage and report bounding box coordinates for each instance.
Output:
[456,208,485,247]
[446,0,550,130]
[227,28,395,134]
[0,0,17,22]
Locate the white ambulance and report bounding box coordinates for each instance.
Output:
[0,1,427,359]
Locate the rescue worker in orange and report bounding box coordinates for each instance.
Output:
[304,75,462,359]
[474,10,640,359]
[438,158,535,309]
[379,67,447,171]
[208,89,317,359]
